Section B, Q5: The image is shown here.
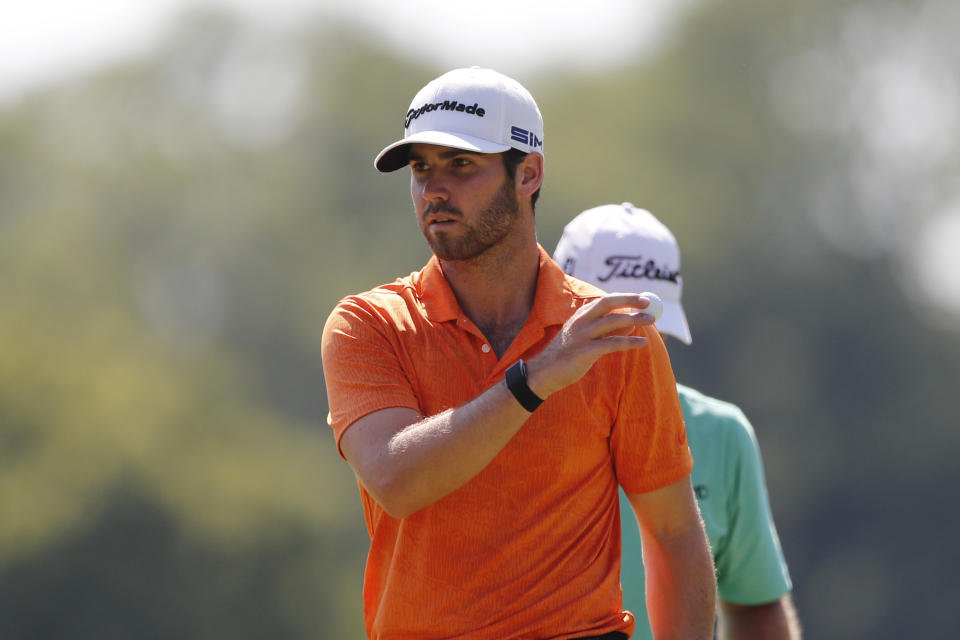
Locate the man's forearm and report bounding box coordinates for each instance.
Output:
[643,524,717,639]
[345,377,534,518]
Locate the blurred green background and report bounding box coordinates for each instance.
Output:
[2,0,959,638]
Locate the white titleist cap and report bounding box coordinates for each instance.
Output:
[374,66,544,172]
[553,202,692,344]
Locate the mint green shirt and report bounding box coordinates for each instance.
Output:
[621,384,792,639]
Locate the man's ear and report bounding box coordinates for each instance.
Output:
[517,153,544,197]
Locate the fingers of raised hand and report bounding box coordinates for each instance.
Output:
[531,301,652,396]
[584,311,652,340]
[531,329,647,396]
[579,293,652,320]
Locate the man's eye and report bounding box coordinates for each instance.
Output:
[411,162,428,171]
[454,158,472,167]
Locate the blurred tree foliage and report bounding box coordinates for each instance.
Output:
[1,1,958,638]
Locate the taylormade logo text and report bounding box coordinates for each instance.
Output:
[598,255,679,283]
[405,100,486,128]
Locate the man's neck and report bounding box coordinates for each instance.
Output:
[439,232,540,358]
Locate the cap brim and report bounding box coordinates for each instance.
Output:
[374,130,511,172]
[656,299,692,345]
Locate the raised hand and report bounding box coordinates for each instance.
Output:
[526,293,657,398]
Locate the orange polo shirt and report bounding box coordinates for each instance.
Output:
[322,245,691,640]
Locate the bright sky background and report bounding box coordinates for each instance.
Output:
[1,0,693,103]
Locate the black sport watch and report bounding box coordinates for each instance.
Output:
[505,359,544,412]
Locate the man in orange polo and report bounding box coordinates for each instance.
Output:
[321,67,716,639]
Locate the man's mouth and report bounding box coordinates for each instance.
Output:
[426,213,460,227]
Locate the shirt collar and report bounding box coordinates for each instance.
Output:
[415,245,590,327]
[416,255,461,323]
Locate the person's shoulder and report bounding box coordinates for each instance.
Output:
[561,272,606,303]
[335,273,419,311]
[677,384,746,418]
[324,272,424,335]
[677,383,757,446]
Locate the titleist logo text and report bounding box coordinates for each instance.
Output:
[598,255,679,283]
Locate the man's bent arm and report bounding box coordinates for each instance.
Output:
[340,292,657,518]
[626,477,717,640]
[718,595,802,640]
[341,380,534,518]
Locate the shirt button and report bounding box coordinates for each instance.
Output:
[481,344,491,353]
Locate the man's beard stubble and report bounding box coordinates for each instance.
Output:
[422,177,519,262]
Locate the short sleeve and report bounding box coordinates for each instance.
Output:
[715,412,793,603]
[611,328,693,494]
[321,296,421,456]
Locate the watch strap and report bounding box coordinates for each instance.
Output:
[505,359,544,412]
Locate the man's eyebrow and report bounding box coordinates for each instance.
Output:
[408,149,484,162]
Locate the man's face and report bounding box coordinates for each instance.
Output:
[407,144,519,261]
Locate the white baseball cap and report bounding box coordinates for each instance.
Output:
[553,202,692,344]
[374,66,545,173]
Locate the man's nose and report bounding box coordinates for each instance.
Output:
[420,171,450,202]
